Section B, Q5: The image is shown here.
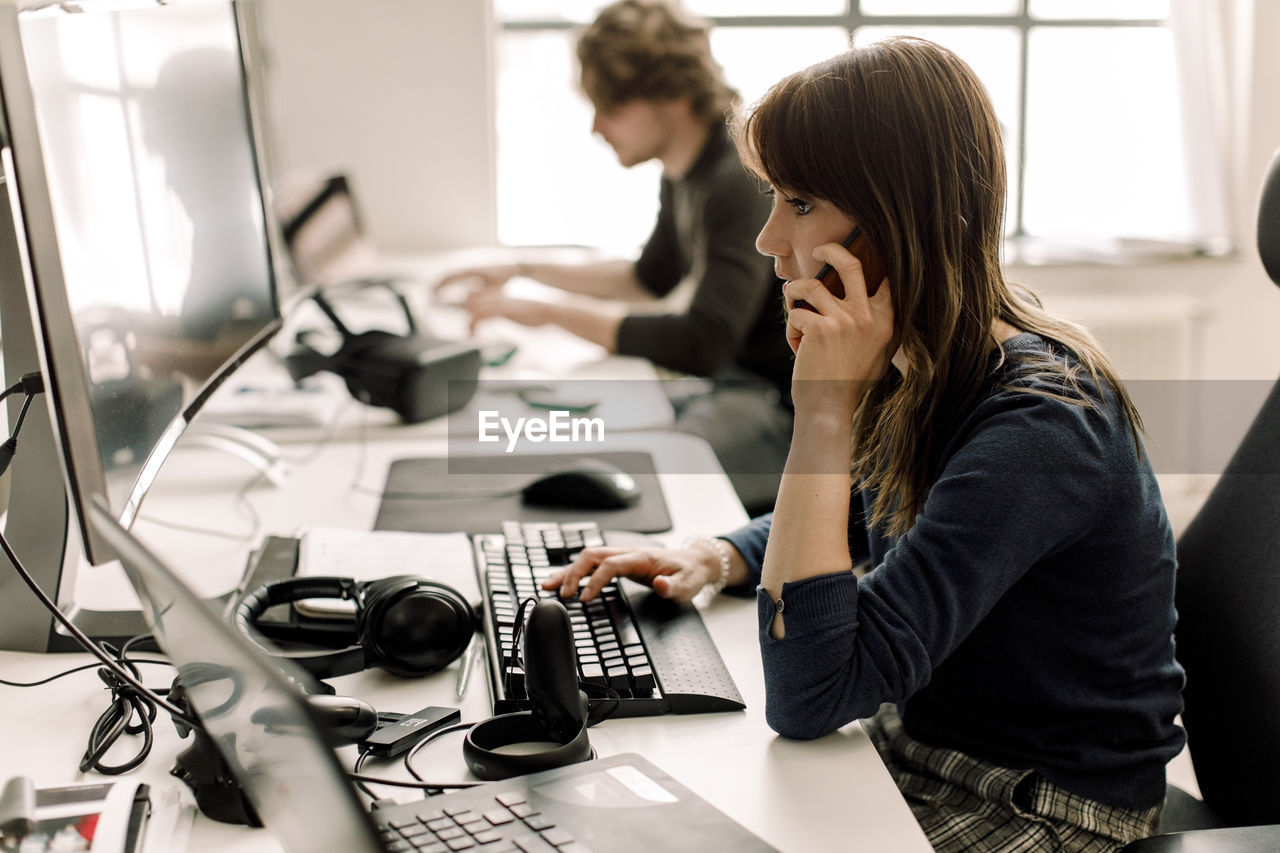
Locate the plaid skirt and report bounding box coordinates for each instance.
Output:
[863,705,1162,852]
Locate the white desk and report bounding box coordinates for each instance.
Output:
[0,424,930,852]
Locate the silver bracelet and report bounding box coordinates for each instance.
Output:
[684,536,731,595]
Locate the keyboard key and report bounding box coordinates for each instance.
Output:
[496,792,526,807]
[540,828,576,847]
[483,809,516,826]
[580,663,606,686]
[412,841,447,852]
[631,665,656,691]
[512,835,558,852]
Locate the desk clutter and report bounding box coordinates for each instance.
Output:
[233,520,744,719]
[76,503,767,853]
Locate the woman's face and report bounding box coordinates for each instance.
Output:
[755,186,857,285]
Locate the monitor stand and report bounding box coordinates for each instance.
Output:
[0,180,148,652]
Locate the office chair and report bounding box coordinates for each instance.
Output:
[1121,150,1280,851]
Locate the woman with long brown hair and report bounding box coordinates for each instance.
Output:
[545,37,1184,851]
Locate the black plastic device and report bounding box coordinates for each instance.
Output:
[523,598,588,742]
[361,705,461,759]
[792,225,887,310]
[462,600,592,780]
[283,292,482,423]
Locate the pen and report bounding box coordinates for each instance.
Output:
[455,635,481,700]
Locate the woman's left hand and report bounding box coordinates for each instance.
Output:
[783,241,896,421]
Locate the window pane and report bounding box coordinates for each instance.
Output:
[855,26,1020,234]
[860,0,1019,16]
[494,0,604,24]
[1029,0,1168,20]
[1023,26,1188,241]
[496,0,849,23]
[689,0,845,15]
[711,27,850,106]
[495,31,660,250]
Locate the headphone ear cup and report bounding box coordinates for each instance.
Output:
[358,577,476,677]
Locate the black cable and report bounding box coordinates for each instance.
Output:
[0,657,171,688]
[351,749,378,801]
[0,375,43,477]
[72,634,181,775]
[80,655,157,775]
[402,721,480,794]
[0,527,197,727]
[0,371,44,403]
[346,723,480,801]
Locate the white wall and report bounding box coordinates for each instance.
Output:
[255,0,1280,381]
[253,0,496,252]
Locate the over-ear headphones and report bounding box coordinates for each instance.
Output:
[463,599,593,780]
[233,575,477,679]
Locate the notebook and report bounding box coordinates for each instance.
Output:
[86,498,777,853]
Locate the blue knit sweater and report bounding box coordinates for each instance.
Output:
[721,333,1186,809]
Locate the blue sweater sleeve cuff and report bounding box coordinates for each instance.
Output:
[756,572,859,639]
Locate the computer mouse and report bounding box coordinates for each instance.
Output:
[520,459,641,510]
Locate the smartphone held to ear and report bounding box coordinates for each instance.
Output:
[792,226,887,311]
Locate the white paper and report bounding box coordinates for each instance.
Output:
[294,527,477,617]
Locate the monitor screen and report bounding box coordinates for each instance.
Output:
[1,0,280,564]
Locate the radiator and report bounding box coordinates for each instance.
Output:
[1039,292,1213,488]
[1041,293,1207,381]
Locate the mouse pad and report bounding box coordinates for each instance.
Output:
[373,451,672,535]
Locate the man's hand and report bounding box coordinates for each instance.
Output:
[461,290,551,333]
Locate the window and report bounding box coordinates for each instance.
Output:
[494,1,1226,262]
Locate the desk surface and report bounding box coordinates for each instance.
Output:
[0,277,931,852]
[0,431,930,852]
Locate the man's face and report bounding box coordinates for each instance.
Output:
[590,99,673,168]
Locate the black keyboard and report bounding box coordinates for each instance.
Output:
[477,521,745,718]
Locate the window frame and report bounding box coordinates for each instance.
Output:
[496,1,1225,264]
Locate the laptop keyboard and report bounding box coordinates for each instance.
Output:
[374,789,581,852]
[477,520,744,718]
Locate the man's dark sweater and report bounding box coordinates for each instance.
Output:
[721,333,1186,809]
[616,123,793,396]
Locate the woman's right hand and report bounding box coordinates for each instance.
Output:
[783,241,896,421]
[541,545,721,604]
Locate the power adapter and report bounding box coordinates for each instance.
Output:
[360,706,461,759]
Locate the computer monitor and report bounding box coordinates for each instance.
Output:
[0,0,282,651]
